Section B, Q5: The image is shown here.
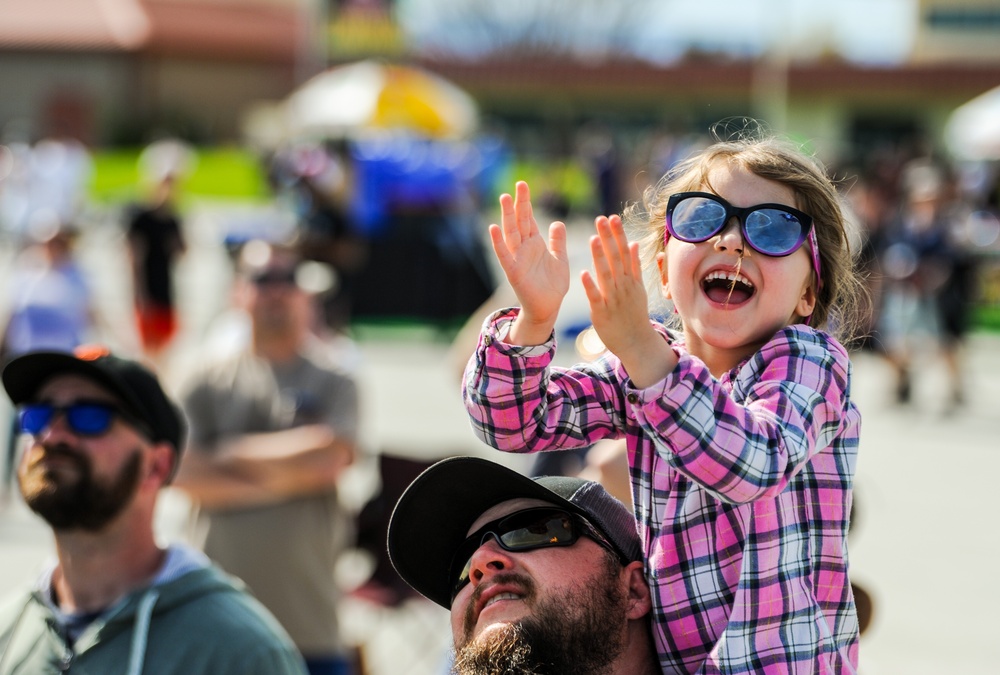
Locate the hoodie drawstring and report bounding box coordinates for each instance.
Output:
[126,589,159,675]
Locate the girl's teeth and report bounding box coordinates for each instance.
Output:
[704,271,753,287]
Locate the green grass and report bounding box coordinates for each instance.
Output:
[974,304,1000,332]
[348,316,467,343]
[89,147,270,203]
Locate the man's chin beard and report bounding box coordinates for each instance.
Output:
[452,556,628,675]
[19,446,143,532]
[452,623,537,675]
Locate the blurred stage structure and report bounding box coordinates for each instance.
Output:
[238,59,502,325]
[285,60,479,142]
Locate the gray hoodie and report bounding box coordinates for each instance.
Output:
[0,544,306,675]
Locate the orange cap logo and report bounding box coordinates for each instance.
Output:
[73,344,111,361]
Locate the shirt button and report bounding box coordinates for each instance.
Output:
[627,393,639,404]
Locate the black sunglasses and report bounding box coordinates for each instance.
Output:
[250,269,298,287]
[449,507,623,602]
[18,400,147,438]
[666,191,821,274]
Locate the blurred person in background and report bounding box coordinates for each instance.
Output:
[1,217,96,361]
[877,160,972,410]
[0,347,306,674]
[0,213,118,501]
[271,142,367,334]
[174,241,360,675]
[0,138,92,247]
[125,140,190,365]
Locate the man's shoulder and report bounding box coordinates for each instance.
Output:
[148,566,305,669]
[299,338,358,379]
[179,347,258,393]
[0,585,41,632]
[156,565,276,632]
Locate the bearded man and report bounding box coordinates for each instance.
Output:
[0,346,306,674]
[387,456,661,675]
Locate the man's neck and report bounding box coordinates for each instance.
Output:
[51,522,165,614]
[610,625,660,675]
[251,331,304,364]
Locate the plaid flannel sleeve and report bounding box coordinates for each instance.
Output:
[463,308,632,453]
[629,325,852,504]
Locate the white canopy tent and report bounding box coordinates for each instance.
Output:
[945,84,1000,161]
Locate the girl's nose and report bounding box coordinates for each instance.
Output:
[713,218,745,253]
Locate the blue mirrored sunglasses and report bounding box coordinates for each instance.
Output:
[666,191,822,281]
[18,401,133,437]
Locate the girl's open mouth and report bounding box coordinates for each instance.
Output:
[702,270,755,305]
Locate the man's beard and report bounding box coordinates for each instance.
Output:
[452,553,628,675]
[18,443,143,531]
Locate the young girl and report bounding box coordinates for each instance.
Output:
[463,135,866,674]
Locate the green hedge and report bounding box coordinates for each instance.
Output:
[89,147,270,203]
[974,305,1000,332]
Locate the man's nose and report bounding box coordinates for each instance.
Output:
[467,535,515,587]
[35,410,75,441]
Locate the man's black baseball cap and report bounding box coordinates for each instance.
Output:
[387,456,641,609]
[2,346,186,472]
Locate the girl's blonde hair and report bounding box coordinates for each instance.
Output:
[627,133,867,345]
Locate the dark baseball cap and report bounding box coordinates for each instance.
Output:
[2,345,186,470]
[387,456,642,609]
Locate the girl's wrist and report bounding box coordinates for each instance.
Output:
[507,311,556,346]
[619,331,678,390]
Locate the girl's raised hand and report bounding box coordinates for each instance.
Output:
[582,215,675,387]
[489,181,569,344]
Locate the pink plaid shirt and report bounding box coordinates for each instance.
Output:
[464,308,860,674]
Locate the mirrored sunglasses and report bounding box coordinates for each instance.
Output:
[449,507,621,602]
[666,191,823,307]
[250,269,298,287]
[19,401,132,437]
[666,191,816,255]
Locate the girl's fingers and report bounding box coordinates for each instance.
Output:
[593,216,632,293]
[488,223,516,273]
[589,233,613,296]
[599,215,634,275]
[628,240,643,278]
[580,270,604,306]
[547,221,568,261]
[497,192,520,248]
[514,181,535,239]
[608,215,633,273]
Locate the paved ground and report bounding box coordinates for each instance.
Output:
[2,206,999,673]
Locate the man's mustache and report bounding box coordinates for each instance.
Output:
[27,443,88,470]
[462,571,535,638]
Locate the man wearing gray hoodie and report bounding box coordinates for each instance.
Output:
[0,346,306,674]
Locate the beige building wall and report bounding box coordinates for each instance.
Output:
[911,0,1000,63]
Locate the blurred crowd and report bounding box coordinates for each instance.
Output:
[842,146,1000,413]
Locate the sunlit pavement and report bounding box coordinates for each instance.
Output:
[2,206,1000,674]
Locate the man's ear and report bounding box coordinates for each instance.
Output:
[147,443,176,487]
[623,561,652,620]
